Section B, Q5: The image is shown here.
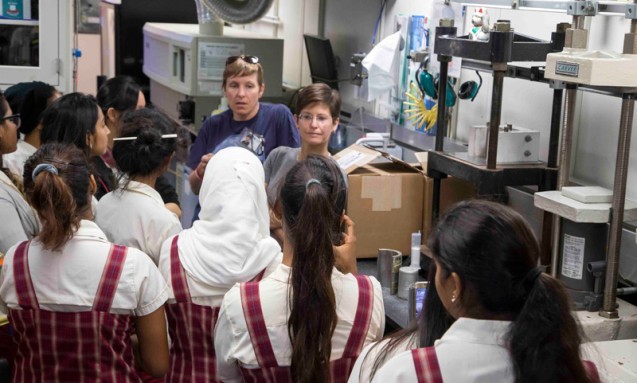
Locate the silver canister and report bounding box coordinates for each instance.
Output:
[398,266,419,300]
[377,249,402,295]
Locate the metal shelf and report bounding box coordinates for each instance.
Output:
[452,0,635,17]
[427,151,557,199]
[461,59,637,98]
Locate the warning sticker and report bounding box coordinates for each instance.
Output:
[561,233,585,280]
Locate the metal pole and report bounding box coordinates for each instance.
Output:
[435,57,450,152]
[550,85,578,277]
[486,67,505,170]
[541,88,563,266]
[547,88,564,169]
[432,56,450,220]
[600,95,635,318]
[550,7,586,276]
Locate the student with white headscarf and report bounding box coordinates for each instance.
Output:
[157,146,281,383]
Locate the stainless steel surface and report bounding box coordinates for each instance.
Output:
[377,249,403,295]
[451,0,633,16]
[391,124,468,154]
[600,95,635,319]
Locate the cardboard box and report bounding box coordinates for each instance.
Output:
[421,176,475,240]
[415,152,476,240]
[335,145,475,257]
[335,145,425,258]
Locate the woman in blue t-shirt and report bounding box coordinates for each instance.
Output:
[187,55,300,197]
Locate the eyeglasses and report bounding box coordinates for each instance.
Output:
[226,55,260,66]
[0,114,20,128]
[298,113,333,125]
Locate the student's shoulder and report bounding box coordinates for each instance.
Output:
[268,146,298,160]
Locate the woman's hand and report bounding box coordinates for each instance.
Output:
[189,153,213,195]
[334,215,357,275]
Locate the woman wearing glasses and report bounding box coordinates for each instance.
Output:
[264,83,344,245]
[0,90,39,255]
[2,83,60,179]
[187,55,300,200]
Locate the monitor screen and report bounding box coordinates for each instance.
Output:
[303,34,339,90]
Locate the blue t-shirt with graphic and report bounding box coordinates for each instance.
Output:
[187,102,300,222]
[187,102,300,169]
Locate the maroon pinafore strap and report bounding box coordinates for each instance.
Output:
[411,346,443,383]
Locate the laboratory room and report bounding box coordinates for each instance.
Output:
[1,0,637,381]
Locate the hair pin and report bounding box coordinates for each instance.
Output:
[113,133,178,141]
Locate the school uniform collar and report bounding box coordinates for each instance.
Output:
[437,317,512,347]
[122,179,164,206]
[0,170,13,185]
[18,140,37,154]
[75,219,110,242]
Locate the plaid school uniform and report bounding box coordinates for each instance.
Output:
[8,240,141,383]
[411,347,443,383]
[164,236,264,383]
[238,275,374,383]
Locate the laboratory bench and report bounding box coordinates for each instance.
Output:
[357,257,428,333]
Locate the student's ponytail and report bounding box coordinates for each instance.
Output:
[508,272,593,383]
[23,143,92,251]
[280,155,347,383]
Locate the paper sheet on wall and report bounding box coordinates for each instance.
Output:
[198,42,244,80]
[429,0,464,78]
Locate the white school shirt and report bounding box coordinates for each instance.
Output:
[371,318,515,383]
[0,170,39,255]
[348,335,417,383]
[214,263,386,383]
[157,235,282,308]
[2,140,36,178]
[95,180,182,265]
[0,220,168,317]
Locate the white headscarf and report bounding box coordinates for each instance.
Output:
[178,147,281,287]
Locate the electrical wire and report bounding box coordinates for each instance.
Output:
[72,0,80,92]
[371,0,387,46]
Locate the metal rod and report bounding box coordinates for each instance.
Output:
[435,57,450,152]
[547,88,564,168]
[486,69,505,169]
[432,57,451,221]
[550,86,578,277]
[600,94,635,318]
[617,287,637,296]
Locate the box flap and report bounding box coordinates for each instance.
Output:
[334,143,425,175]
[334,144,381,174]
[414,152,429,175]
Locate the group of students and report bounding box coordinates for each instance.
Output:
[0,53,601,383]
